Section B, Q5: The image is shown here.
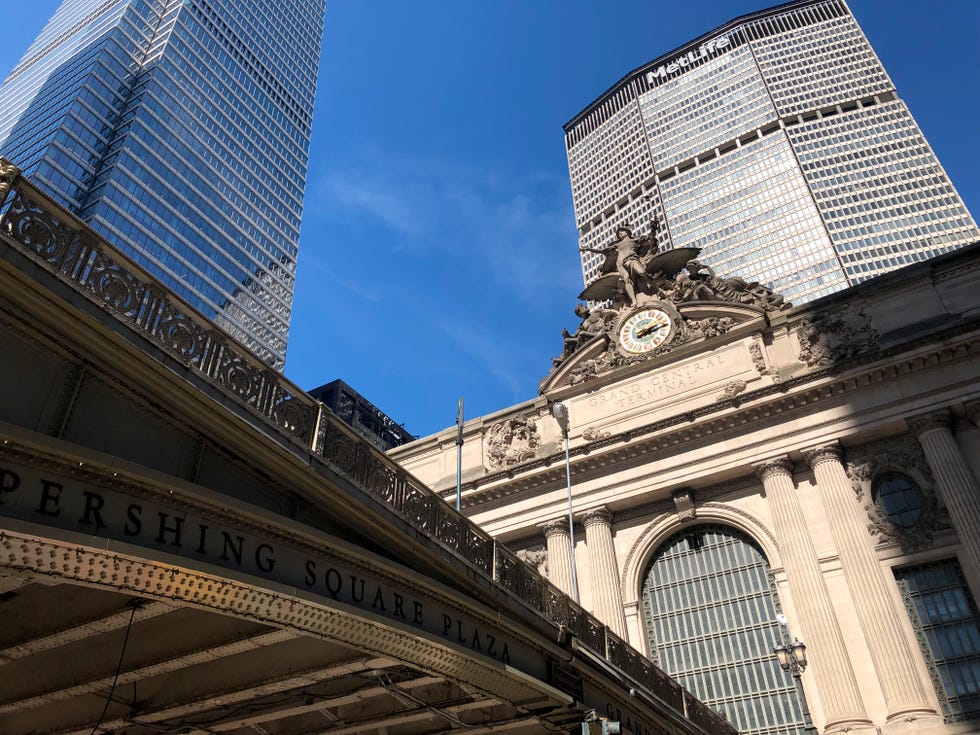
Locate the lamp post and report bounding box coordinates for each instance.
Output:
[551,401,579,604]
[774,626,818,734]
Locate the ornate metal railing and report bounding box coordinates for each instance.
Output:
[0,162,729,732]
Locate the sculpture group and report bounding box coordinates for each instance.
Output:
[552,222,792,374]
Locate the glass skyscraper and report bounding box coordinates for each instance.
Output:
[566,0,979,304]
[0,0,326,368]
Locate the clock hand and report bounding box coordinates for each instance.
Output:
[635,323,664,338]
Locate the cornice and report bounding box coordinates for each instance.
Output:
[459,328,980,508]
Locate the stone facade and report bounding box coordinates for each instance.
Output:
[392,243,980,735]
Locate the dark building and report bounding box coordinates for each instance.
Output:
[309,379,415,451]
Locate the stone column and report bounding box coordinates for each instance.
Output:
[909,410,980,593]
[754,457,871,731]
[541,518,574,598]
[804,444,938,724]
[581,507,628,638]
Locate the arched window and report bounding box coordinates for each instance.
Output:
[641,524,807,734]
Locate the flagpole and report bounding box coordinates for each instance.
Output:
[455,397,464,511]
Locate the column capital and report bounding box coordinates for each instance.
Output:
[580,507,613,528]
[753,456,794,482]
[539,518,570,537]
[907,410,952,438]
[964,402,980,428]
[802,442,843,469]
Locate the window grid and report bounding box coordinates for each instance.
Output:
[639,45,774,171]
[895,559,980,722]
[566,0,979,307]
[659,133,845,302]
[0,0,325,368]
[788,102,980,283]
[568,99,653,228]
[753,13,891,117]
[642,525,807,735]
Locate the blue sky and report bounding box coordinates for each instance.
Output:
[1,1,978,440]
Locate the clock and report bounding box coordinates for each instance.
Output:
[617,306,674,355]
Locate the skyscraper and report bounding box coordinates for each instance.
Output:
[565,0,979,304]
[0,0,326,367]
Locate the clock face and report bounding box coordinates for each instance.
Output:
[618,308,673,354]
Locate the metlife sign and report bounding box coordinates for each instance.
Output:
[645,35,733,86]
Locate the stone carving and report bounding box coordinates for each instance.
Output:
[845,436,945,551]
[685,316,737,339]
[753,456,794,483]
[905,410,952,438]
[485,415,541,469]
[965,401,980,429]
[553,305,618,368]
[671,260,789,311]
[797,304,879,368]
[748,341,778,380]
[0,158,21,202]
[568,351,621,385]
[583,426,612,441]
[551,248,791,382]
[672,488,696,521]
[516,547,548,576]
[561,313,738,385]
[717,380,747,401]
[581,507,614,528]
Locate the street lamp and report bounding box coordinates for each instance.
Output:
[551,401,579,604]
[774,624,817,734]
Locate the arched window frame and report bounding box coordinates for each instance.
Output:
[638,521,807,735]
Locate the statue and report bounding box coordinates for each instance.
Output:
[551,304,616,367]
[579,222,660,307]
[681,260,789,311]
[0,158,21,202]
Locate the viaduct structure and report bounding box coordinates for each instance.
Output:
[0,165,732,735]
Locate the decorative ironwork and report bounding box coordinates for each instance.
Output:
[567,603,606,653]
[0,172,319,449]
[495,545,542,611]
[895,559,980,722]
[642,524,805,734]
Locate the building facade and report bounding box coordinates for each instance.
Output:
[0,0,326,367]
[566,0,979,305]
[393,244,980,735]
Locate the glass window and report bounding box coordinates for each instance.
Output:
[873,472,924,528]
[895,559,980,721]
[641,524,807,734]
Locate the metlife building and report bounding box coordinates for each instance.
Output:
[0,0,326,367]
[566,0,979,304]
